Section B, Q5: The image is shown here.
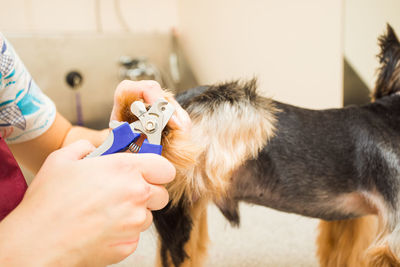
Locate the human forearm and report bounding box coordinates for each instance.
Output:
[9,112,108,174]
[61,125,109,148]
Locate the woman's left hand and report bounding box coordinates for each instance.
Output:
[110,80,191,131]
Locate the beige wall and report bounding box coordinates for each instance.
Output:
[0,0,178,33]
[1,0,344,109]
[177,0,344,109]
[344,0,400,89]
[4,0,398,97]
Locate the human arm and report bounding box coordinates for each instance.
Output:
[8,112,109,174]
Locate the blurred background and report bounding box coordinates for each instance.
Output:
[1,0,400,266]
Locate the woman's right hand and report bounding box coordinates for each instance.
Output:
[0,140,175,266]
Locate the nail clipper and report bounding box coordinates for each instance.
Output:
[86,98,175,157]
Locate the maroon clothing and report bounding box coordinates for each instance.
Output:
[0,136,27,221]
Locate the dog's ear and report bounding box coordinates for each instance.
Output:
[373,24,400,100]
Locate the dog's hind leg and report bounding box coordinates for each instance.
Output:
[317,216,378,267]
[180,198,209,267]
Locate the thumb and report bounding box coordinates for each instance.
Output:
[56,140,96,161]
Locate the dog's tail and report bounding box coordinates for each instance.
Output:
[317,216,379,267]
[372,24,400,100]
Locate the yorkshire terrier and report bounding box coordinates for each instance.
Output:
[119,24,400,267]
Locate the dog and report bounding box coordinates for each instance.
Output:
[119,24,400,267]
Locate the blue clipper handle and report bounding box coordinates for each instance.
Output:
[101,122,141,156]
[100,122,163,156]
[138,139,163,155]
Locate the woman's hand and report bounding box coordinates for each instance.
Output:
[0,140,175,266]
[110,80,191,131]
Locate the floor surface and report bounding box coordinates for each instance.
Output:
[111,203,319,267]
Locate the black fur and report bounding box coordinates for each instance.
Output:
[177,79,269,111]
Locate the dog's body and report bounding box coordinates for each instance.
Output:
[217,98,396,222]
[118,25,400,266]
[178,84,398,223]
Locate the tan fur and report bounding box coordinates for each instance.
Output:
[173,97,277,204]
[317,216,379,267]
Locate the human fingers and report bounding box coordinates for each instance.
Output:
[107,235,140,264]
[132,154,176,185]
[86,153,174,187]
[110,80,164,121]
[146,184,169,211]
[140,209,153,231]
[108,153,175,185]
[109,209,152,248]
